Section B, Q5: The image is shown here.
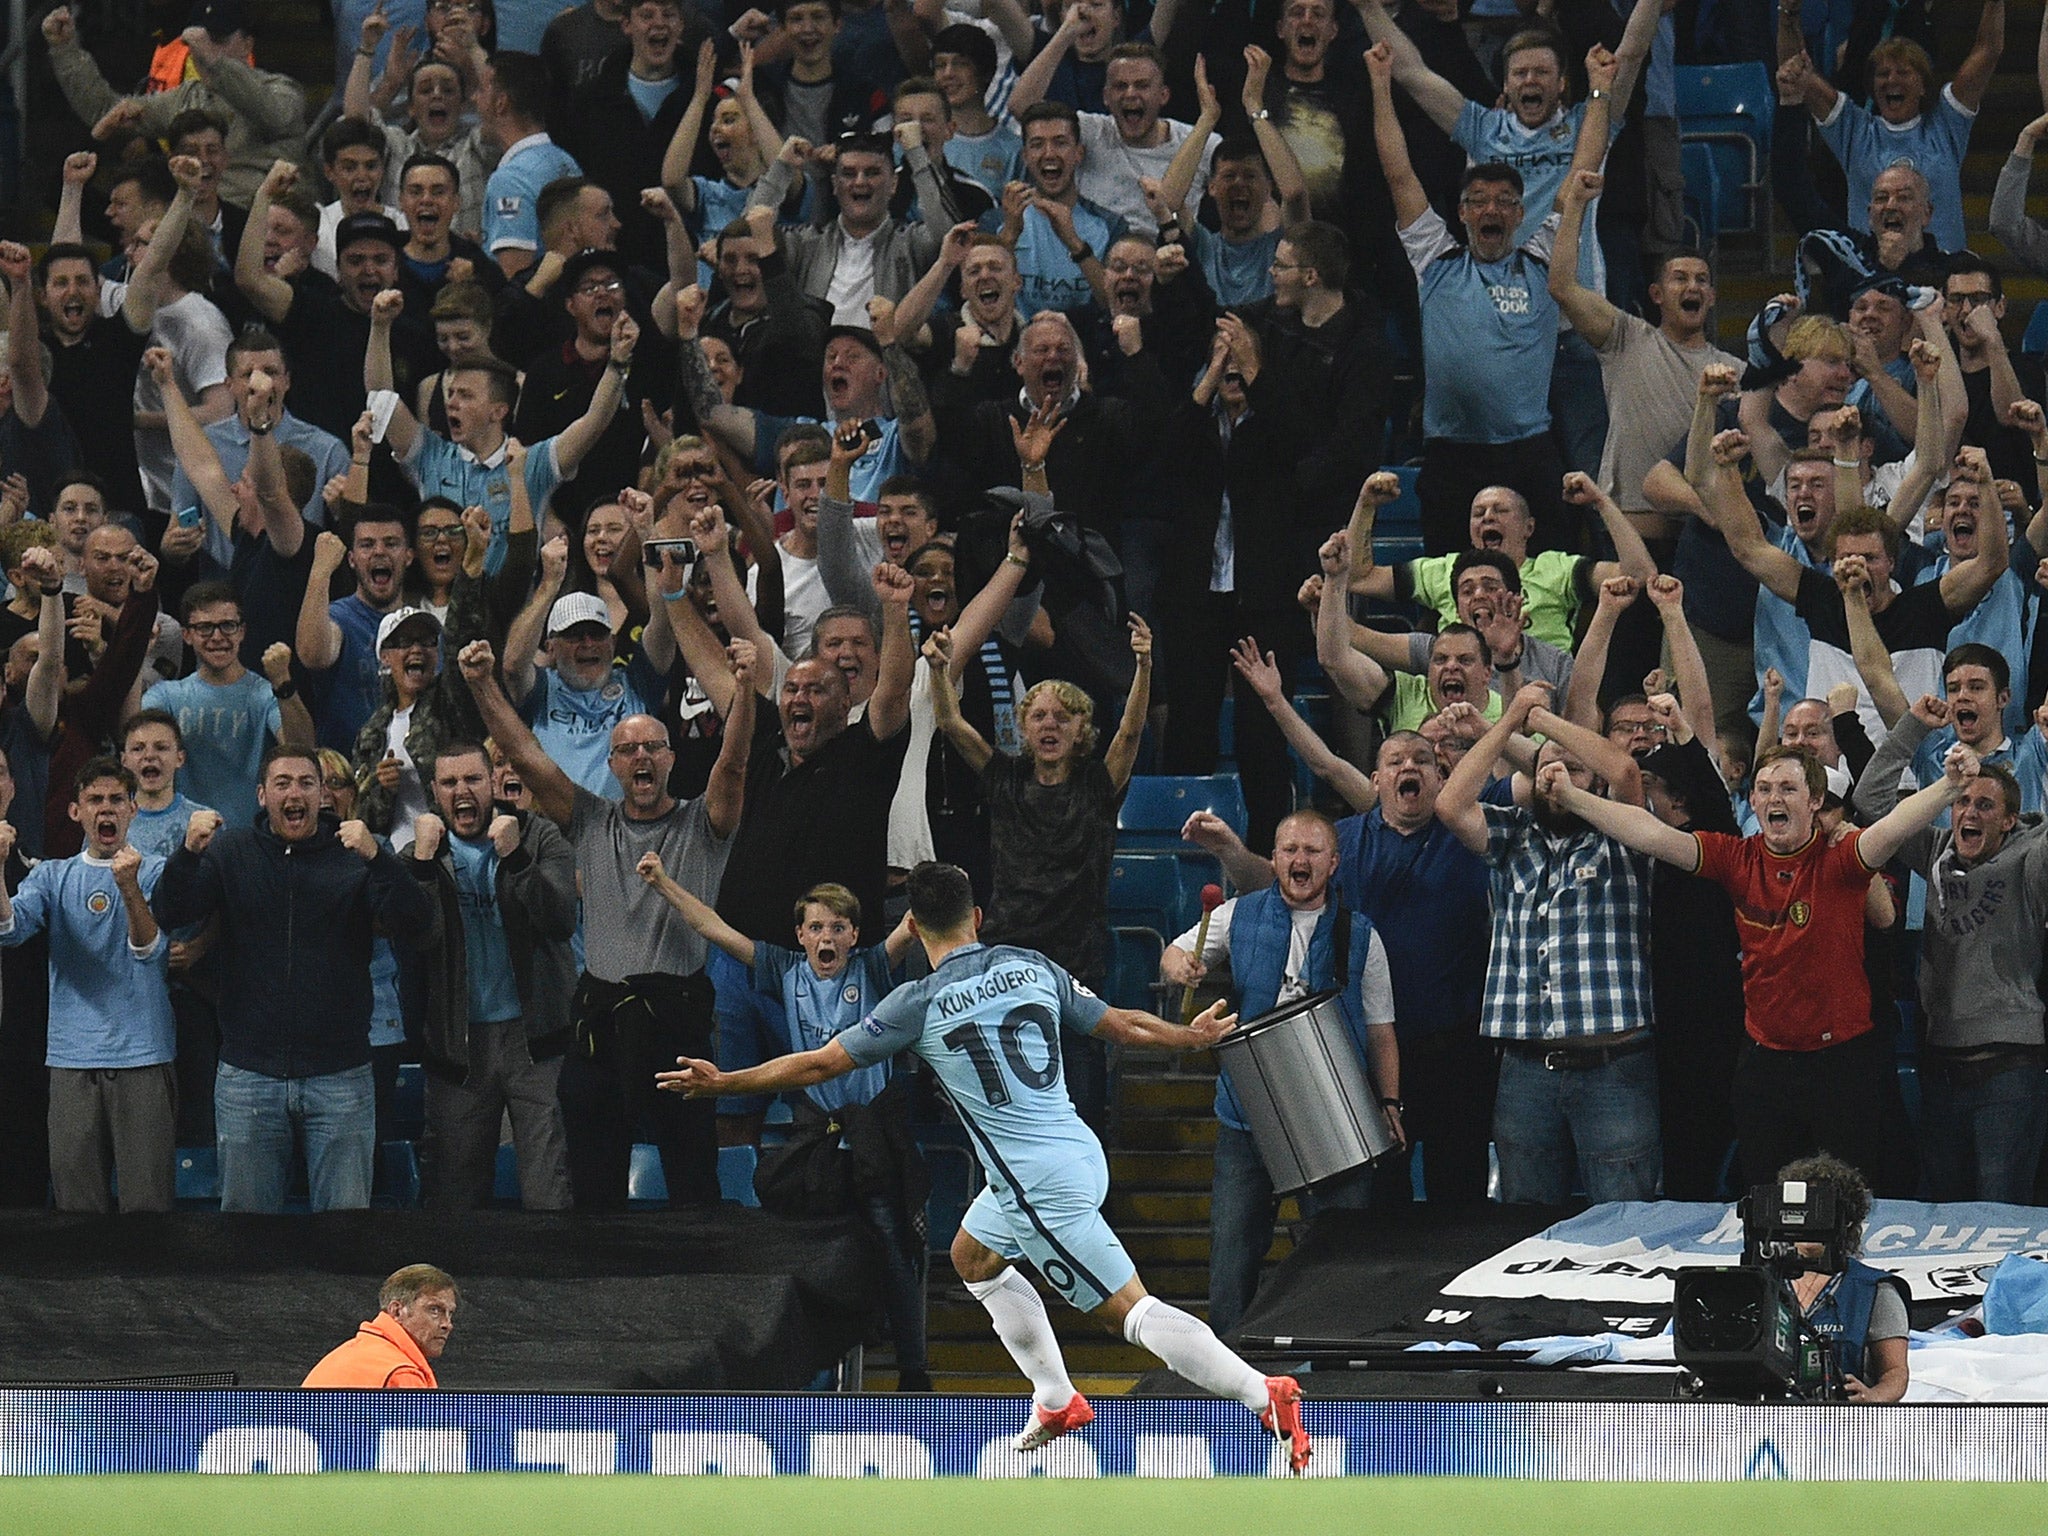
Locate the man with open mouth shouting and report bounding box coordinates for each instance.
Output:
[0,758,176,1213]
[1856,700,2048,1204]
[152,746,439,1212]
[460,633,754,1211]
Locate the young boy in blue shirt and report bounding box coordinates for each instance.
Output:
[638,859,930,1387]
[0,756,175,1211]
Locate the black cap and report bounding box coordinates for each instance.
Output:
[556,247,625,300]
[333,211,404,256]
[188,0,251,37]
[823,324,886,362]
[1638,741,1739,836]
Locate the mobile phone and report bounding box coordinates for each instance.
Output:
[175,506,203,529]
[644,537,698,567]
[858,418,883,446]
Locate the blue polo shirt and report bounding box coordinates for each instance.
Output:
[1402,206,1559,443]
[402,431,564,576]
[1334,807,1491,1040]
[1452,98,1617,289]
[484,134,583,260]
[518,651,666,797]
[1013,200,1122,317]
[749,412,904,503]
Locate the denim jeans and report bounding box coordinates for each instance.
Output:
[1492,1043,1662,1205]
[862,1193,930,1374]
[1918,1060,2048,1205]
[214,1062,376,1213]
[1208,1122,1371,1336]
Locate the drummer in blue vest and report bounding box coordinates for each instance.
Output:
[1159,808,1399,1335]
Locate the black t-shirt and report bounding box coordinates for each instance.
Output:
[275,284,439,443]
[715,707,910,941]
[47,316,146,511]
[1793,563,1954,653]
[1960,359,2046,490]
[978,753,1121,980]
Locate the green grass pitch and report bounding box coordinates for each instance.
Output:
[0,1476,2038,1535]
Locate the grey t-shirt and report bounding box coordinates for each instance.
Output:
[1403,627,1573,698]
[1595,311,1740,512]
[568,786,732,982]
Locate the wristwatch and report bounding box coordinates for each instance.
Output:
[1250,108,1271,122]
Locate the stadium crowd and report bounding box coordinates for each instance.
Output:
[4,0,2048,1369]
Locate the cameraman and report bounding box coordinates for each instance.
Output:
[1779,1152,1910,1403]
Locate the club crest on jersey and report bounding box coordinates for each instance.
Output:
[843,985,860,1004]
[86,890,112,916]
[602,680,625,702]
[1789,900,1811,927]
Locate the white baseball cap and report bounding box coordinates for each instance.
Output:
[375,606,442,651]
[547,592,613,638]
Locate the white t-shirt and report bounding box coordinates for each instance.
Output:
[131,289,233,515]
[1076,113,1217,229]
[887,653,941,870]
[825,223,883,327]
[1172,897,1396,1023]
[777,544,828,659]
[384,705,430,850]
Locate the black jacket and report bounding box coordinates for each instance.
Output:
[562,51,698,274]
[153,810,439,1078]
[405,809,580,1081]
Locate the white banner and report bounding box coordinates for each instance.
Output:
[1444,1200,2048,1303]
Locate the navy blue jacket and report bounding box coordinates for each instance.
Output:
[153,811,438,1079]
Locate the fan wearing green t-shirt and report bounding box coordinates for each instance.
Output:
[1344,471,1656,650]
[1314,531,1504,734]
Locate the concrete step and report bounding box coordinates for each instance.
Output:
[1117,1115,1220,1152]
[1105,1189,1302,1226]
[1108,1150,1217,1191]
[1114,1074,1216,1118]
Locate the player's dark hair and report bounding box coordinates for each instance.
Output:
[906,861,975,935]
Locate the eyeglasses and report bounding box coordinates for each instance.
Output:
[1460,194,1522,212]
[1947,290,1995,310]
[672,461,720,480]
[429,1,482,13]
[609,739,668,757]
[186,620,244,638]
[417,524,464,544]
[573,278,625,297]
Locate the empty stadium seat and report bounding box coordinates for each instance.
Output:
[1108,851,1191,933]
[375,1141,420,1210]
[1676,62,1773,241]
[1680,139,1723,246]
[1104,924,1167,1011]
[627,1143,668,1206]
[492,1143,520,1204]
[174,1146,219,1208]
[388,1062,426,1141]
[1118,774,1248,847]
[2022,299,2048,357]
[718,1144,760,1207]
[1373,464,1422,539]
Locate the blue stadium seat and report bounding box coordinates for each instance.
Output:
[1105,924,1167,1011]
[718,1144,760,1207]
[1216,694,1235,766]
[1373,464,1422,539]
[388,1062,426,1141]
[2022,300,2048,358]
[628,1143,668,1206]
[1676,62,1773,241]
[174,1146,219,1207]
[1107,851,1191,934]
[1118,774,1249,848]
[1680,139,1723,245]
[492,1142,520,1204]
[375,1141,420,1210]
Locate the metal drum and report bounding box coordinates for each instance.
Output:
[1212,990,1396,1195]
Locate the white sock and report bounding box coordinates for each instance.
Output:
[965,1267,1076,1411]
[1123,1295,1269,1413]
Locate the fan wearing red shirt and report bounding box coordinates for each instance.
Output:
[1535,741,1976,1189]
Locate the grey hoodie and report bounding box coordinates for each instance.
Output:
[1858,713,2048,1048]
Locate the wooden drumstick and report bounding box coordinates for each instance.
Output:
[1179,883,1226,1025]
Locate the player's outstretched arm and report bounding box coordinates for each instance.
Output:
[657,1040,860,1097]
[1093,999,1238,1052]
